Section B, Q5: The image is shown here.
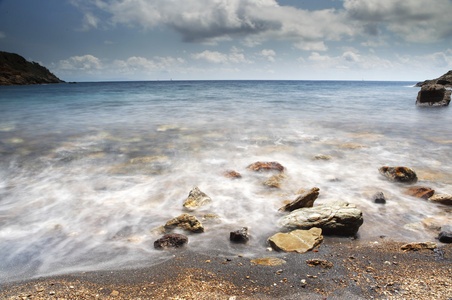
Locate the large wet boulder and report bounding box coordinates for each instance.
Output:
[416,84,451,106]
[154,233,188,249]
[278,201,363,236]
[379,166,418,184]
[416,70,452,87]
[164,213,205,233]
[267,228,323,253]
[279,187,320,212]
[183,187,212,211]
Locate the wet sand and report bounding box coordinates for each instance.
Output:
[1,239,451,300]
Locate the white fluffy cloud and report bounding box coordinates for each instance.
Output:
[59,55,102,70]
[192,47,252,64]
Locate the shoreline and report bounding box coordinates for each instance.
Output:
[1,239,450,299]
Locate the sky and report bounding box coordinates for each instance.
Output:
[1,0,452,82]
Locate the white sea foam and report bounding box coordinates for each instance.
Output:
[0,80,451,282]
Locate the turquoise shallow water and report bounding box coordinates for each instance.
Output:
[0,80,451,282]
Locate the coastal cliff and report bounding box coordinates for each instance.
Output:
[0,51,64,85]
[416,70,452,87]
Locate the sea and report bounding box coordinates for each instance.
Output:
[0,80,451,282]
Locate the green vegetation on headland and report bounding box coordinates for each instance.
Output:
[0,51,64,85]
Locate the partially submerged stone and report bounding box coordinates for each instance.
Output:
[183,187,212,211]
[438,231,452,243]
[372,191,386,204]
[223,170,242,178]
[379,166,418,184]
[405,187,435,199]
[264,174,287,188]
[313,155,332,160]
[401,242,437,251]
[230,227,250,243]
[164,213,204,233]
[154,233,188,249]
[421,216,452,231]
[250,257,286,266]
[416,84,451,106]
[268,228,323,253]
[306,259,334,269]
[279,187,319,212]
[278,201,363,236]
[429,194,452,206]
[247,161,285,173]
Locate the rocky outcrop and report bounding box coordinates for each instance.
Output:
[416,70,452,87]
[164,213,204,233]
[379,166,418,184]
[278,201,363,236]
[267,228,323,253]
[154,233,188,249]
[279,187,319,212]
[416,84,451,106]
[0,51,64,85]
[183,187,212,211]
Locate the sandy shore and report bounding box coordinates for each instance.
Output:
[1,239,451,300]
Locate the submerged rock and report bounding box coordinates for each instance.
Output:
[223,170,242,178]
[372,191,386,204]
[278,201,363,236]
[154,233,188,249]
[313,154,332,160]
[164,213,204,233]
[230,227,250,243]
[183,187,212,211]
[264,174,287,188]
[416,84,451,106]
[429,194,452,206]
[247,161,285,173]
[279,187,320,212]
[379,166,418,184]
[405,187,435,199]
[250,257,286,266]
[268,228,323,253]
[422,216,452,231]
[401,242,437,251]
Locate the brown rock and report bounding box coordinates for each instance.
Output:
[429,194,452,206]
[247,161,285,173]
[379,166,418,184]
[401,242,437,251]
[422,216,452,230]
[223,170,242,178]
[306,259,334,269]
[250,257,287,266]
[405,187,435,199]
[416,84,451,106]
[154,233,188,249]
[183,187,212,211]
[267,228,323,254]
[279,187,320,212]
[164,213,204,233]
[264,174,287,188]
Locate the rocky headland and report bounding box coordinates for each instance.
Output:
[0,51,64,85]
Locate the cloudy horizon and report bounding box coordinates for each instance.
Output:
[1,0,452,82]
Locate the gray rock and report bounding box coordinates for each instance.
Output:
[268,228,323,253]
[416,84,451,106]
[438,231,452,243]
[372,191,386,204]
[279,187,320,212]
[230,227,250,243]
[379,166,418,184]
[278,201,363,236]
[183,187,212,211]
[164,213,204,233]
[154,233,188,249]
